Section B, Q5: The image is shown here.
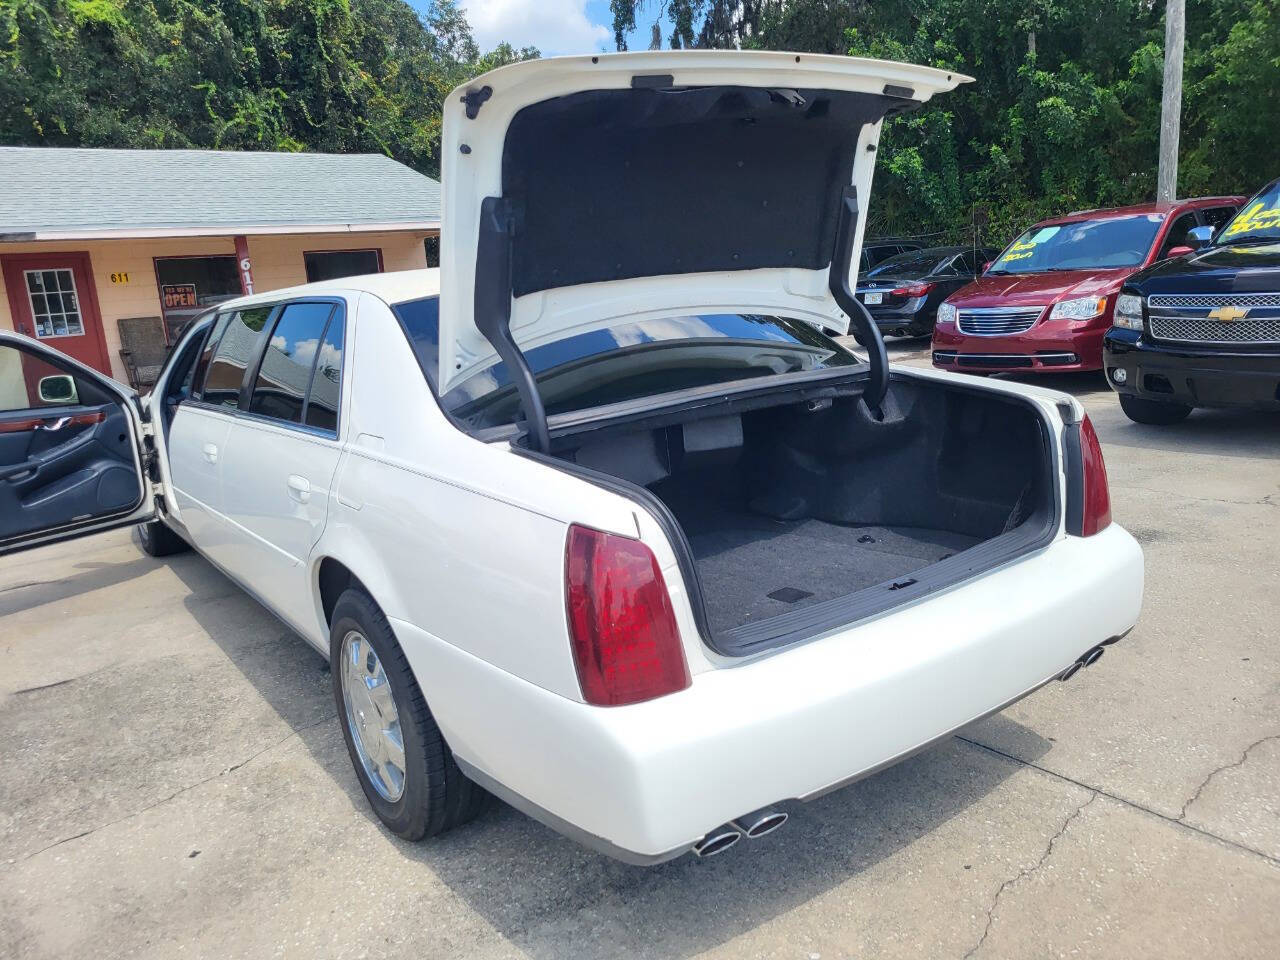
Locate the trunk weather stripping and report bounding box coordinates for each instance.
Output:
[828,185,890,417]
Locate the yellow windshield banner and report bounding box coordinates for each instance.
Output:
[1000,240,1038,264]
[1224,197,1280,238]
[998,226,1060,264]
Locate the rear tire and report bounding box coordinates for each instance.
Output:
[135,519,190,557]
[329,587,488,840]
[1118,393,1193,425]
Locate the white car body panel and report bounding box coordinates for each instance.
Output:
[393,523,1141,860]
[167,405,230,554]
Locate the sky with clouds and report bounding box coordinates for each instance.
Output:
[417,0,665,57]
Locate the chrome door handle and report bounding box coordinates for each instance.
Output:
[287,475,311,503]
[34,417,70,432]
[202,443,218,464]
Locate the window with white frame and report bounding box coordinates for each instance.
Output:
[24,269,84,338]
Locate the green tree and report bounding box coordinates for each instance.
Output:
[611,0,1278,246]
[0,0,536,176]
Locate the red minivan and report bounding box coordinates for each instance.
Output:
[932,197,1244,373]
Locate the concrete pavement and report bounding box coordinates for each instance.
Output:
[1,346,1278,959]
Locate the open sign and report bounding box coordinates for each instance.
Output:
[161,284,198,310]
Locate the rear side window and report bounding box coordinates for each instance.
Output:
[303,310,345,432]
[198,306,273,408]
[246,301,344,433]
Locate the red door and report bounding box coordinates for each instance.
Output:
[2,252,111,375]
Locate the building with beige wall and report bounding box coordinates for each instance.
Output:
[0,148,439,385]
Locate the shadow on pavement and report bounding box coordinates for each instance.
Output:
[164,554,1052,959]
[993,370,1280,461]
[0,554,157,617]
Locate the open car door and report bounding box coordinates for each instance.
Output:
[0,331,155,557]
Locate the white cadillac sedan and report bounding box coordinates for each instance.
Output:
[0,52,1142,863]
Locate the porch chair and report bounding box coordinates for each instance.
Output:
[116,316,169,392]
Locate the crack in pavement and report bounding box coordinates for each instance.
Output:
[10,663,115,697]
[963,794,1098,960]
[1177,733,1280,822]
[957,735,1280,868]
[8,713,336,867]
[1113,483,1280,509]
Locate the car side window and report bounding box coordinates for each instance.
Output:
[1201,205,1237,232]
[0,344,83,411]
[189,311,233,401]
[1158,212,1200,259]
[303,309,345,433]
[247,302,335,426]
[197,306,274,408]
[242,301,345,434]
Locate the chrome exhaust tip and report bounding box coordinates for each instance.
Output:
[1059,644,1107,681]
[732,809,789,839]
[692,825,742,858]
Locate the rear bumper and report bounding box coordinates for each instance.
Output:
[393,524,1143,863]
[1103,328,1280,410]
[865,299,929,331]
[932,315,1109,372]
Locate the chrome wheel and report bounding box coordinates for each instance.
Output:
[340,630,406,802]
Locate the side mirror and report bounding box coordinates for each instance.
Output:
[38,374,78,405]
[1165,245,1194,259]
[1185,225,1214,250]
[982,261,993,274]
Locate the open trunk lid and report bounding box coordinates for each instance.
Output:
[438,52,970,398]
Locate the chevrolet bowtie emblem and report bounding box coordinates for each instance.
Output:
[1207,305,1249,323]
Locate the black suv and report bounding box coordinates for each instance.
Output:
[1105,178,1280,424]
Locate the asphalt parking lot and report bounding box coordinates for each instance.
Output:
[2,343,1278,960]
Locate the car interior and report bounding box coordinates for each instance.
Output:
[0,344,142,545]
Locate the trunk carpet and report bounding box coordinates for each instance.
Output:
[682,512,978,635]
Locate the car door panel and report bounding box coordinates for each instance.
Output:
[0,403,142,538]
[166,403,231,550]
[0,332,153,556]
[215,299,348,629]
[164,303,276,562]
[218,419,342,630]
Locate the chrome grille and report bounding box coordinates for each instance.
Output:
[956,306,1044,336]
[1147,292,1280,344]
[1149,293,1280,309]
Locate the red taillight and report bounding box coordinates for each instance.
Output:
[892,281,936,297]
[1079,415,1112,535]
[565,524,690,706]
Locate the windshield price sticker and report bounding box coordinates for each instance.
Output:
[1224,195,1280,239]
[1000,226,1059,264]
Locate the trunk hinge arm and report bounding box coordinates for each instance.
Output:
[828,185,890,417]
[474,196,551,453]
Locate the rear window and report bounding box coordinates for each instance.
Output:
[866,250,947,277]
[392,299,855,429]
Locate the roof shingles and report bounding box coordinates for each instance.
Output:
[0,148,441,237]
